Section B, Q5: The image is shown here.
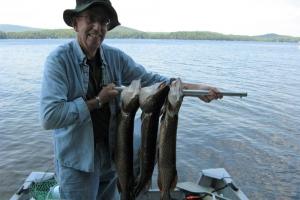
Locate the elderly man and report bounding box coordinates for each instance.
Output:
[40,0,222,199]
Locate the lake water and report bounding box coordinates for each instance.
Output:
[0,39,300,199]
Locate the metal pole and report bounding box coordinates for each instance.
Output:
[182,90,247,97]
[114,87,247,98]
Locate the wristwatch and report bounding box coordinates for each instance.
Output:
[95,96,103,109]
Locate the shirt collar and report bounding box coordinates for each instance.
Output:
[73,39,107,66]
[72,39,86,66]
[99,44,108,67]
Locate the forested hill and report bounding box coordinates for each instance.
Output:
[0,24,41,32]
[0,24,299,42]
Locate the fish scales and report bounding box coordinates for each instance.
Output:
[115,80,141,200]
[157,78,183,200]
[134,82,170,197]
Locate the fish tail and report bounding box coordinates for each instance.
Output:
[134,177,152,197]
[120,192,134,200]
[160,190,171,200]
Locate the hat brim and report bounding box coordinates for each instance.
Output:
[63,2,120,31]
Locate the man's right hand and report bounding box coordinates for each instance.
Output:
[97,83,119,104]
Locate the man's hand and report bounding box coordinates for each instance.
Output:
[199,86,223,103]
[97,83,119,104]
[85,83,119,111]
[182,82,223,103]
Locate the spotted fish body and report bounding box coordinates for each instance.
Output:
[134,82,170,197]
[115,80,141,200]
[157,78,183,200]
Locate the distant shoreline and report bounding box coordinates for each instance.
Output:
[0,25,299,43]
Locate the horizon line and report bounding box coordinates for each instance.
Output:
[0,23,300,38]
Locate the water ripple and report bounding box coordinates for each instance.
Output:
[1,39,300,199]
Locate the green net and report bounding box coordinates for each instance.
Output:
[29,177,58,200]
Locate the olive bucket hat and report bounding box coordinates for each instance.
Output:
[63,0,120,31]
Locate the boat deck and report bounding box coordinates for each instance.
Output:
[10,168,248,200]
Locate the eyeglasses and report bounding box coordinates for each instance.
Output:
[77,14,111,27]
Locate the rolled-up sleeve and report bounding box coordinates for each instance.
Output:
[40,54,90,130]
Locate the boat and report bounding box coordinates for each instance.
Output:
[10,168,248,200]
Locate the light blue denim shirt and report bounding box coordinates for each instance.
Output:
[40,39,168,172]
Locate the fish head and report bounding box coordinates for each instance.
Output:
[121,79,141,113]
[167,78,184,114]
[139,82,170,113]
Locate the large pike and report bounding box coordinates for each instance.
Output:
[134,82,170,197]
[157,78,183,200]
[115,80,141,200]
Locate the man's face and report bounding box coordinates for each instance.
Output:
[73,6,111,58]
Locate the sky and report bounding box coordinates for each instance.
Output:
[1,0,300,36]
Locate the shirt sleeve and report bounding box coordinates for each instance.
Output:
[39,53,90,130]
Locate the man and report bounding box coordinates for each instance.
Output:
[39,0,222,199]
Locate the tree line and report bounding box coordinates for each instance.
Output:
[1,29,299,42]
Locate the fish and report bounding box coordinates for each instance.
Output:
[134,82,170,197]
[115,79,141,200]
[157,78,183,200]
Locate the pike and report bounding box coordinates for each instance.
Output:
[157,78,184,200]
[115,80,141,200]
[134,82,170,197]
